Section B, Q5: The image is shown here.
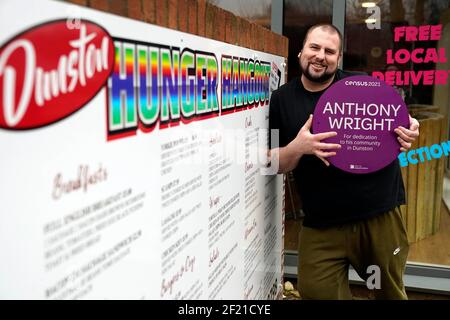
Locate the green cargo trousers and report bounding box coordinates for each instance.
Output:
[297,207,409,300]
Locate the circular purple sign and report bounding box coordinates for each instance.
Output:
[312,75,409,174]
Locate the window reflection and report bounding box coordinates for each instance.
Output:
[346,0,450,268]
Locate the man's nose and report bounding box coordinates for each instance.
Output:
[315,49,325,60]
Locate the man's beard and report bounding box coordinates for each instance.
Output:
[300,60,336,83]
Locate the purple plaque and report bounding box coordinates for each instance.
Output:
[312,75,409,174]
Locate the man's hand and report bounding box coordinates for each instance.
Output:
[394,115,420,152]
[289,115,341,166]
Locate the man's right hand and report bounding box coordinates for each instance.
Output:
[289,114,341,166]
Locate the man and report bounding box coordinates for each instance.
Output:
[269,24,419,299]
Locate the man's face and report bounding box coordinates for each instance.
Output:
[299,28,341,83]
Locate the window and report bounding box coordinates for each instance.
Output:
[345,0,450,268]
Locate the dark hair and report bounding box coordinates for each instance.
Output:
[302,24,343,53]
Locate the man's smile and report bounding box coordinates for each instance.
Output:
[310,62,326,72]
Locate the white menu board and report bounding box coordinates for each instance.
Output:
[0,0,285,299]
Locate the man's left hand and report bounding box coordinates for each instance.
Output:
[394,115,420,152]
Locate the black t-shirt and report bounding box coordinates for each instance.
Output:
[269,70,405,228]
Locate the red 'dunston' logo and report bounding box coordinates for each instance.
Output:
[0,20,114,130]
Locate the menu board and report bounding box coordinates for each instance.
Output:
[0,0,285,299]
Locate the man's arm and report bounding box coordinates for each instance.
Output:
[271,115,341,174]
[272,114,419,173]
